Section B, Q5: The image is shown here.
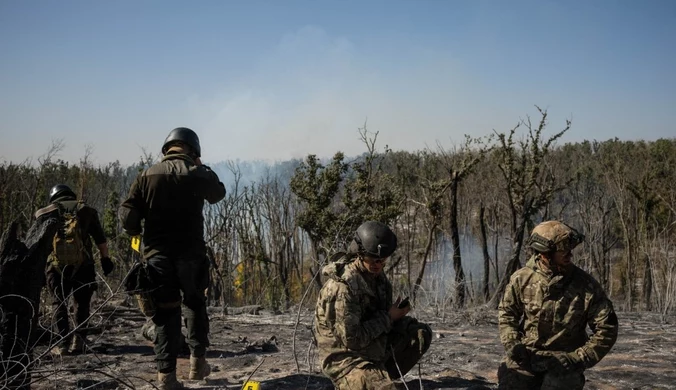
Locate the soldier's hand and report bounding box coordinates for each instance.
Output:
[101,257,114,276]
[549,351,584,372]
[507,342,530,365]
[389,297,411,322]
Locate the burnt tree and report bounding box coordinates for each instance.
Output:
[487,107,571,309]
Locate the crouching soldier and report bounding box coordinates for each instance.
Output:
[498,220,618,389]
[314,221,432,390]
[119,127,225,389]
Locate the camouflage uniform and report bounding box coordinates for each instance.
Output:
[314,254,432,390]
[498,255,618,389]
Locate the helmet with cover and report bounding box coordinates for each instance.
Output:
[528,220,584,253]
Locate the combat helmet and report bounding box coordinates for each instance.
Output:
[528,220,584,253]
[49,184,76,203]
[353,221,398,258]
[161,127,201,157]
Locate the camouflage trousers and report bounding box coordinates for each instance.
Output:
[328,317,433,390]
[497,356,585,390]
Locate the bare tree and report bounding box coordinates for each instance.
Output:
[488,107,571,308]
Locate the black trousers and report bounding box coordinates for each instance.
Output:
[146,254,210,373]
[45,263,96,346]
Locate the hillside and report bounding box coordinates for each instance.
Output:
[28,301,676,390]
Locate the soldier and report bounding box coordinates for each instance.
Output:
[314,221,433,390]
[119,127,225,390]
[498,220,618,389]
[37,184,113,355]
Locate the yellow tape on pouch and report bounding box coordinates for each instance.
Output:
[130,235,141,253]
[243,380,260,390]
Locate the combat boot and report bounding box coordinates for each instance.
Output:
[157,371,184,390]
[69,335,86,355]
[50,344,69,356]
[188,355,211,380]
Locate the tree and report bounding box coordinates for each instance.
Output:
[438,135,492,307]
[488,107,571,308]
[290,153,348,289]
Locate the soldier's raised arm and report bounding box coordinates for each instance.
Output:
[192,164,225,204]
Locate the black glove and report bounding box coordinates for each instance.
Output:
[507,342,530,365]
[101,257,114,276]
[548,351,584,373]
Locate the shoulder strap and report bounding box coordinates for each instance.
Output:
[34,203,60,219]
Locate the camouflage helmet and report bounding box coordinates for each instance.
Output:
[528,220,584,253]
[161,127,201,157]
[49,184,76,203]
[353,221,398,258]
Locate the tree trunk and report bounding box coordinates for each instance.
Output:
[643,254,653,311]
[0,213,60,390]
[310,240,324,291]
[479,204,491,303]
[412,223,437,302]
[488,217,528,309]
[449,180,466,307]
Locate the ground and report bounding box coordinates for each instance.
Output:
[27,300,676,390]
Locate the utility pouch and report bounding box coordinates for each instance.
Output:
[125,261,157,317]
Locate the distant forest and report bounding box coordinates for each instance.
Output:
[2,108,675,318]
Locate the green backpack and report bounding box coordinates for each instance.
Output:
[50,202,87,270]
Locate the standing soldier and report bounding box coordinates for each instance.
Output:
[314,221,433,390]
[37,184,113,355]
[119,127,225,390]
[498,220,618,389]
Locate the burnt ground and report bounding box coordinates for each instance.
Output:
[26,299,676,390]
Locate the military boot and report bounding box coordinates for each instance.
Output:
[188,355,211,380]
[69,335,86,355]
[50,344,69,356]
[157,371,184,390]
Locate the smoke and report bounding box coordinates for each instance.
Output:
[192,26,515,162]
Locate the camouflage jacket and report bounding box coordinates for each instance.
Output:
[499,255,618,368]
[314,254,393,376]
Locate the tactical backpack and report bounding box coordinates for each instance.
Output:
[50,202,87,270]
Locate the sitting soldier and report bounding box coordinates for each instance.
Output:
[498,220,618,389]
[314,221,432,390]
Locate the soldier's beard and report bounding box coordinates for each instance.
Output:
[539,256,570,275]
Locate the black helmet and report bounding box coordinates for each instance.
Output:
[353,221,398,258]
[49,184,76,203]
[161,127,201,157]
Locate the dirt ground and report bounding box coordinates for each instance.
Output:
[27,300,676,390]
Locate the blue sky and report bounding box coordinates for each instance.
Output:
[1,0,674,165]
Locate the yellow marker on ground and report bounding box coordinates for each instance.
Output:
[131,235,141,253]
[242,380,260,390]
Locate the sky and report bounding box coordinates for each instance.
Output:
[1,0,674,166]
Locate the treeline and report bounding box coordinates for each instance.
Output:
[1,110,675,317]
